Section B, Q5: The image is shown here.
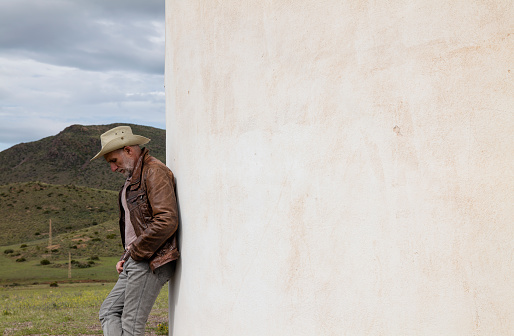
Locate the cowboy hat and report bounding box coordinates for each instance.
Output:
[91,126,150,161]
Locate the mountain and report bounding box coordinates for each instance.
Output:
[0,123,166,191]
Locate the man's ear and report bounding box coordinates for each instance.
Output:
[123,146,132,155]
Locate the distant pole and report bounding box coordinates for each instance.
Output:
[49,219,52,248]
[68,252,71,279]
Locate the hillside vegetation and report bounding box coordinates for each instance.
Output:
[0,182,118,246]
[0,124,166,284]
[0,123,166,191]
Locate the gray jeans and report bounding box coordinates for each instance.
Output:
[99,258,174,336]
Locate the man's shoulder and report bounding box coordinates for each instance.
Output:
[143,155,174,177]
[145,155,167,168]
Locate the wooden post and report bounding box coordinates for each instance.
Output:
[48,219,52,248]
[68,252,71,279]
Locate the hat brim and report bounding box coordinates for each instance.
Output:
[91,135,150,161]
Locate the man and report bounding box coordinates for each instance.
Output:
[92,125,179,335]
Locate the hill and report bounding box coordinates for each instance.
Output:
[0,123,166,191]
[0,182,118,246]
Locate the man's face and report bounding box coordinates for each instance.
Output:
[104,148,137,178]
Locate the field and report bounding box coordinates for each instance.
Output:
[0,238,170,335]
[0,182,119,246]
[1,282,170,335]
[0,123,171,335]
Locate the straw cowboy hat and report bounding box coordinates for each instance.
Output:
[91,126,150,161]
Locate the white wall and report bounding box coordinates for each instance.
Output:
[165,1,514,335]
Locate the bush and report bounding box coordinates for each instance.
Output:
[89,256,100,261]
[106,234,116,239]
[50,281,58,287]
[156,322,169,335]
[3,249,14,254]
[16,257,26,262]
[40,259,51,265]
[20,244,27,248]
[73,261,91,268]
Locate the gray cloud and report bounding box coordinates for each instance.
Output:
[0,0,166,152]
[0,0,164,74]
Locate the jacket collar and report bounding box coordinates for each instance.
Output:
[127,147,149,188]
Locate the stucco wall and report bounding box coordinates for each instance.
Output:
[165,1,513,335]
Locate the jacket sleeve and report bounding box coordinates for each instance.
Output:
[129,164,178,261]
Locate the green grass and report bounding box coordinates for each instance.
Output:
[0,217,124,285]
[0,182,119,246]
[1,282,170,335]
[0,252,119,285]
[1,218,122,262]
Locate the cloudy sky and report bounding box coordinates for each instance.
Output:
[0,0,166,152]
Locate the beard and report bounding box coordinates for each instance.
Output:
[118,156,136,178]
[120,167,133,178]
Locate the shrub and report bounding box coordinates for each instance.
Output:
[35,232,40,236]
[51,249,59,253]
[20,244,27,248]
[16,257,26,262]
[156,322,169,335]
[92,238,101,242]
[71,260,91,268]
[3,249,13,254]
[106,234,116,239]
[40,259,51,265]
[89,256,100,261]
[50,282,59,287]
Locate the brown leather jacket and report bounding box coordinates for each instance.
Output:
[118,148,180,271]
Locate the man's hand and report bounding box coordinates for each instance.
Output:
[116,260,125,274]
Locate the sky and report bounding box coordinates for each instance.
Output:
[0,0,166,152]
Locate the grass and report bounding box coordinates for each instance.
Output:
[0,253,119,286]
[1,282,170,335]
[0,221,123,285]
[1,218,123,263]
[0,182,119,246]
